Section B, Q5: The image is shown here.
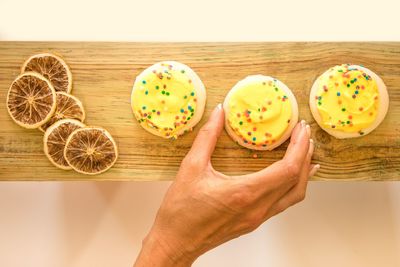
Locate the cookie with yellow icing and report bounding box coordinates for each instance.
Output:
[131,61,206,139]
[223,75,299,150]
[309,64,389,139]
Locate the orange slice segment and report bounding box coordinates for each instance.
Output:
[44,119,85,170]
[39,92,85,132]
[21,53,72,93]
[64,127,118,175]
[6,72,56,129]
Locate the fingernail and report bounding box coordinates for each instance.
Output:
[211,103,222,116]
[314,164,320,173]
[300,120,306,128]
[209,103,224,122]
[306,124,311,136]
[309,139,314,154]
[309,164,320,177]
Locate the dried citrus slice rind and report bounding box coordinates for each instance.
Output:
[64,127,118,175]
[21,53,72,93]
[44,119,85,170]
[39,92,85,132]
[6,72,56,129]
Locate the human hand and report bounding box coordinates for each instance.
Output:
[134,104,319,267]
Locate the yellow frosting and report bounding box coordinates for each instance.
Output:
[131,63,197,138]
[315,64,379,135]
[227,78,292,148]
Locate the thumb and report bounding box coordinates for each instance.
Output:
[186,104,225,166]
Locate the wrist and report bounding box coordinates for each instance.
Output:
[134,229,195,267]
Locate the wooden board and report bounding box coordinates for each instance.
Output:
[0,42,399,181]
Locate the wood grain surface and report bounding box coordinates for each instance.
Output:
[0,42,399,181]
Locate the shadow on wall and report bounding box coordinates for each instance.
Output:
[59,181,171,267]
[0,181,399,267]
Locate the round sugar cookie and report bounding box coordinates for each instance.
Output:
[223,75,299,150]
[309,64,389,139]
[131,61,206,139]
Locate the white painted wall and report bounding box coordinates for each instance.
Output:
[1,0,399,266]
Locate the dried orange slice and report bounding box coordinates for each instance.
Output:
[64,127,118,175]
[39,92,85,132]
[21,53,72,93]
[6,72,56,129]
[44,119,85,170]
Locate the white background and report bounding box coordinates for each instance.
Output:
[1,0,400,266]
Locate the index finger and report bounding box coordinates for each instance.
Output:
[184,104,225,167]
[283,120,311,165]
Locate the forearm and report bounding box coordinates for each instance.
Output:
[134,230,194,267]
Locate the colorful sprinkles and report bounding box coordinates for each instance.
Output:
[315,64,379,134]
[227,78,293,148]
[132,62,198,138]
